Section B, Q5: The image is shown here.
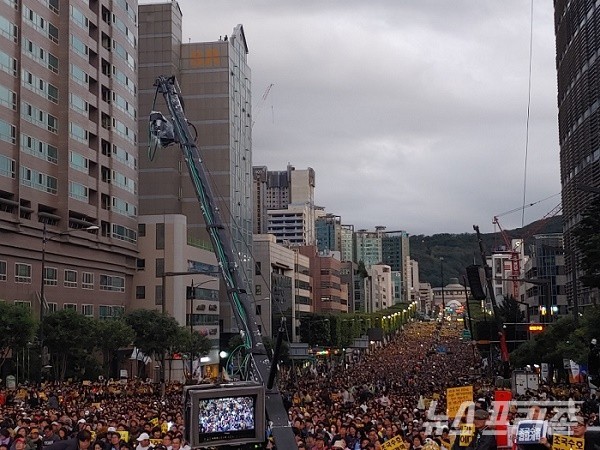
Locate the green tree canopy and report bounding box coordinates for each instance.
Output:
[42,309,96,380]
[124,309,180,359]
[0,302,36,371]
[95,319,135,378]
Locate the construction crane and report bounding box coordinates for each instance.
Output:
[148,76,295,449]
[251,83,274,129]
[492,200,562,300]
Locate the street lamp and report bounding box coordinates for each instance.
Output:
[39,223,98,367]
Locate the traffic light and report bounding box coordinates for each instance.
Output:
[466,265,487,300]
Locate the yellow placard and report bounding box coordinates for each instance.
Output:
[119,431,129,443]
[382,435,407,450]
[161,422,168,433]
[432,393,440,400]
[150,418,159,427]
[150,440,162,446]
[446,386,473,418]
[459,424,475,447]
[552,434,584,450]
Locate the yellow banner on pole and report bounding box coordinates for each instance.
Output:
[552,434,584,450]
[446,386,473,418]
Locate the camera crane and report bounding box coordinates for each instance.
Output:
[148,76,294,449]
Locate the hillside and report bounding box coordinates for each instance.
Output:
[411,215,563,287]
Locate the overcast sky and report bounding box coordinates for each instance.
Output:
[148,0,562,236]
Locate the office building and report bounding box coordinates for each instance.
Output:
[554,0,600,308]
[315,213,341,253]
[0,0,138,316]
[138,2,252,333]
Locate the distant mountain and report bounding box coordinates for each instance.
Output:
[410,215,563,287]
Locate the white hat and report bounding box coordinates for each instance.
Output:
[107,427,117,433]
[78,419,86,424]
[592,338,597,345]
[137,433,150,441]
[332,440,346,449]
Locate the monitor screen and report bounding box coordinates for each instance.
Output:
[198,395,256,443]
[184,382,265,447]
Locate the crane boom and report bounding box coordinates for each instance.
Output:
[149,76,295,448]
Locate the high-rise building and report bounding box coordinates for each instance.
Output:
[0,0,138,316]
[138,2,253,333]
[554,0,600,308]
[354,229,383,269]
[253,164,317,245]
[382,230,410,302]
[315,213,341,253]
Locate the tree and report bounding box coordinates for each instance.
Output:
[0,302,36,372]
[173,326,212,381]
[497,296,526,324]
[573,196,600,290]
[42,309,96,380]
[95,319,134,378]
[125,309,180,376]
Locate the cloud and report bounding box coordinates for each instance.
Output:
[161,0,562,235]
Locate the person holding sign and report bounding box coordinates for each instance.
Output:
[451,410,497,450]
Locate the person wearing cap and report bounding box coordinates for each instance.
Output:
[570,416,587,439]
[134,434,151,450]
[105,430,123,450]
[331,439,347,450]
[451,410,496,450]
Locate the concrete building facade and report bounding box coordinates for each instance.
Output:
[133,214,220,376]
[0,0,138,316]
[138,2,253,334]
[554,0,600,308]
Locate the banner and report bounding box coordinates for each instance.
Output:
[569,360,584,384]
[515,420,547,445]
[458,424,474,447]
[446,386,473,418]
[382,435,407,450]
[552,434,584,450]
[540,363,549,383]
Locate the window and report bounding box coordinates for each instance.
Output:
[136,258,145,270]
[111,224,136,243]
[255,262,261,275]
[63,303,77,311]
[155,258,164,277]
[20,166,58,194]
[70,34,88,57]
[15,263,32,283]
[0,84,16,110]
[44,266,57,285]
[69,181,88,202]
[70,93,87,115]
[0,260,6,280]
[155,285,163,306]
[0,154,15,178]
[255,285,262,295]
[138,223,146,237]
[69,151,88,173]
[70,64,88,86]
[0,50,17,76]
[47,302,57,313]
[156,223,164,249]
[69,122,88,144]
[0,118,15,144]
[81,304,93,317]
[64,269,77,287]
[14,301,31,309]
[70,5,88,30]
[20,134,57,163]
[100,274,125,292]
[135,285,145,299]
[255,305,262,316]
[82,272,93,289]
[0,15,17,42]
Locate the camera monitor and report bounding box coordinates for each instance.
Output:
[184,382,265,448]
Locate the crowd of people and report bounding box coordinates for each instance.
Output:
[0,320,597,450]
